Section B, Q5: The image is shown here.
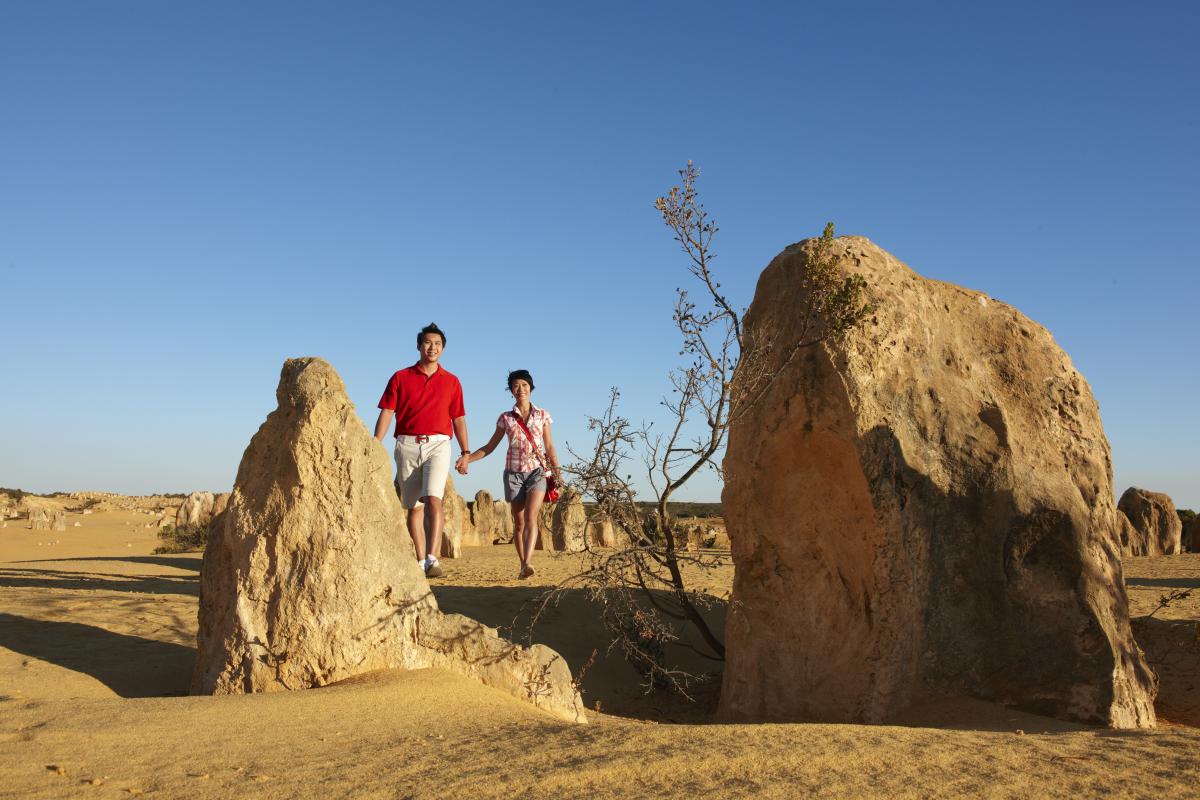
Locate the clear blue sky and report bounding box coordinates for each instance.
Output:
[2,2,1197,508]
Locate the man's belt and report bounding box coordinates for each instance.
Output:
[396,433,450,444]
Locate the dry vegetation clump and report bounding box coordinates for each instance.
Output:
[153,523,208,554]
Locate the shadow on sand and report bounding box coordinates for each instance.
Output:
[0,613,195,697]
[432,583,726,723]
[1126,576,1200,590]
[12,554,203,572]
[0,567,199,596]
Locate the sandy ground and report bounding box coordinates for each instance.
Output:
[1,508,1198,799]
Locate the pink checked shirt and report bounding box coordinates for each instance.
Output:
[497,405,553,472]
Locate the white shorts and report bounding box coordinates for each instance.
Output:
[394,435,451,509]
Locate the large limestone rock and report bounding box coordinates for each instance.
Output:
[193,358,585,723]
[1117,488,1182,556]
[51,510,67,531]
[176,491,216,528]
[550,489,587,552]
[721,236,1156,729]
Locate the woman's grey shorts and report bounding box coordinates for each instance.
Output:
[503,468,547,503]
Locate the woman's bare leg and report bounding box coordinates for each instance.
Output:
[511,498,527,567]
[522,490,546,566]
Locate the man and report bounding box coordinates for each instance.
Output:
[373,322,470,578]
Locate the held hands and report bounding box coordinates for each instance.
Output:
[455,454,470,475]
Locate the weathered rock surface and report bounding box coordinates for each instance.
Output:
[176,491,216,528]
[550,489,587,552]
[1116,510,1145,557]
[534,502,555,550]
[494,500,514,542]
[51,510,67,531]
[468,490,497,547]
[28,507,50,530]
[721,236,1156,729]
[193,357,585,723]
[439,477,470,559]
[207,492,231,537]
[1117,488,1182,556]
[210,492,230,519]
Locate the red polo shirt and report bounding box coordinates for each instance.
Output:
[377,363,466,437]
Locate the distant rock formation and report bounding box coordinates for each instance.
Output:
[210,492,230,520]
[468,490,497,547]
[207,493,231,537]
[51,510,67,531]
[1117,488,1182,556]
[440,477,470,559]
[721,236,1156,729]
[587,515,616,548]
[28,507,50,530]
[1185,517,1200,553]
[535,502,554,550]
[494,500,514,542]
[192,358,584,722]
[176,491,216,528]
[550,489,587,552]
[1116,509,1145,557]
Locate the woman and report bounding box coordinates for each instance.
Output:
[463,369,561,579]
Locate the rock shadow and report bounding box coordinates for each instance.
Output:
[1125,577,1200,589]
[12,555,202,572]
[432,584,725,723]
[0,612,195,697]
[1131,615,1200,728]
[0,567,199,596]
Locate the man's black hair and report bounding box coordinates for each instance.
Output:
[417,322,446,346]
[507,369,534,392]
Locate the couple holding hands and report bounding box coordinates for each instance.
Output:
[373,322,559,580]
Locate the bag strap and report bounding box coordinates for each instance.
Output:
[509,411,551,474]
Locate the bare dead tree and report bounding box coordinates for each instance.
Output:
[553,162,872,696]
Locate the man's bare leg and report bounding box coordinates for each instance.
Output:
[424,495,444,559]
[407,504,427,562]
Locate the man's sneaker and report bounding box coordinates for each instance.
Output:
[518,563,534,580]
[425,560,444,578]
